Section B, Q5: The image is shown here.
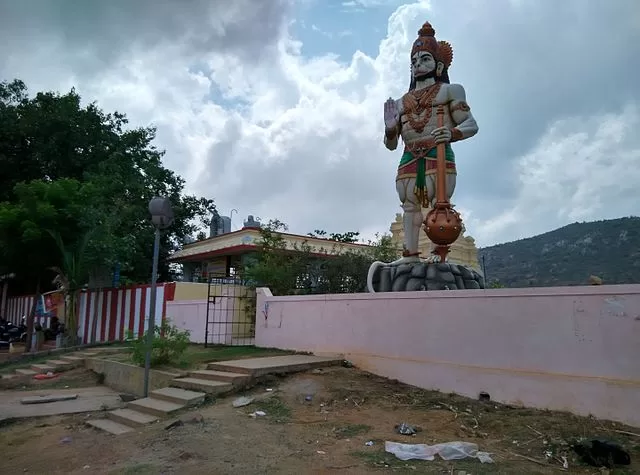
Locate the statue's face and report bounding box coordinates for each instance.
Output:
[411,51,436,78]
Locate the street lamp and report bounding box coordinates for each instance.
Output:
[143,197,174,397]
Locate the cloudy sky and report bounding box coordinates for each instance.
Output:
[1,0,639,247]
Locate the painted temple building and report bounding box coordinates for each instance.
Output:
[389,211,482,272]
[169,209,481,282]
[169,214,373,281]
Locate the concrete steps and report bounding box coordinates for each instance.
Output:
[189,369,250,385]
[88,353,342,436]
[88,387,208,435]
[46,359,73,369]
[59,355,84,364]
[206,362,252,375]
[150,387,205,406]
[169,355,342,395]
[206,355,342,377]
[127,397,184,417]
[171,377,233,394]
[30,364,55,374]
[86,419,134,435]
[15,368,37,376]
[108,408,158,427]
[28,359,77,374]
[5,347,128,379]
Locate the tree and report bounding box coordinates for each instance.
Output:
[243,220,307,296]
[307,229,361,243]
[0,79,216,294]
[244,220,399,295]
[0,179,99,286]
[488,279,505,288]
[47,229,94,345]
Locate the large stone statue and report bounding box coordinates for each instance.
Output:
[367,22,484,293]
[385,22,478,261]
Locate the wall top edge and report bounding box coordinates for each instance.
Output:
[257,284,640,303]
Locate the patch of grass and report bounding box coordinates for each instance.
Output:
[334,424,371,439]
[253,396,291,422]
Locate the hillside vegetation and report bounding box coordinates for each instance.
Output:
[478,217,640,287]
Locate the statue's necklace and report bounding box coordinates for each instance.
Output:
[402,82,442,134]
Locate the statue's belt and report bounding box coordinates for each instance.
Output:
[399,140,456,206]
[399,139,456,171]
[403,138,438,159]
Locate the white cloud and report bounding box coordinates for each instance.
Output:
[1,0,639,249]
[341,0,407,9]
[471,103,640,245]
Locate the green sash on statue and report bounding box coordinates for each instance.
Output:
[398,144,455,206]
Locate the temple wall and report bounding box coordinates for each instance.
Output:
[255,285,640,426]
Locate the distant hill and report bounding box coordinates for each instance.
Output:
[478,217,640,287]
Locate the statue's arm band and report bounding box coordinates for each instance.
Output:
[450,128,464,142]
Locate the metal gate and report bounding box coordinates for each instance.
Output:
[204,274,256,347]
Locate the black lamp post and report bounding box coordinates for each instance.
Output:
[143,197,174,397]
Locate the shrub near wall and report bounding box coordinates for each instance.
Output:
[128,320,190,367]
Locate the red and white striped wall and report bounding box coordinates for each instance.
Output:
[4,295,37,325]
[4,283,177,344]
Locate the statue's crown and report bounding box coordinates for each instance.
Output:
[411,22,453,69]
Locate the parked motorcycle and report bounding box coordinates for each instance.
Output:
[0,316,27,343]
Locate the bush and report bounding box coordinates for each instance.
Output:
[129,319,190,367]
[243,220,400,295]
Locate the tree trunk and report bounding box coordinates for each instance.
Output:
[89,297,98,345]
[64,289,80,347]
[0,279,8,317]
[24,279,40,353]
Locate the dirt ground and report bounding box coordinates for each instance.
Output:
[0,368,102,391]
[0,366,638,474]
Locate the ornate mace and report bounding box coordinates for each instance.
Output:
[423,106,463,263]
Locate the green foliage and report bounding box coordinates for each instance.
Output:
[46,228,95,344]
[479,216,640,287]
[243,219,303,295]
[307,229,360,243]
[129,320,190,367]
[243,219,399,295]
[0,79,216,293]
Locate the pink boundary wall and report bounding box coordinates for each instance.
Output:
[5,283,175,344]
[168,300,237,344]
[255,285,640,426]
